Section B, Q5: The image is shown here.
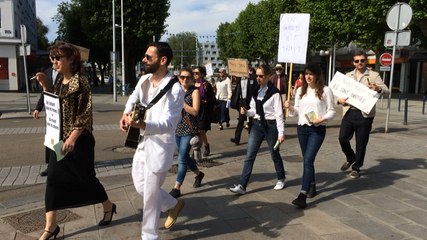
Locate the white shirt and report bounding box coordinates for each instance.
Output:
[290,86,336,126]
[246,86,285,137]
[240,78,248,99]
[216,77,232,101]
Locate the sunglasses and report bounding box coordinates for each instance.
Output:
[193,71,200,75]
[179,75,192,80]
[50,55,64,61]
[354,59,366,63]
[144,54,153,61]
[256,75,264,78]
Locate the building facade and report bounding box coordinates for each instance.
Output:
[0,0,37,91]
[201,41,224,71]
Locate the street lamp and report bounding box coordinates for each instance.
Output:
[120,0,125,96]
[319,49,332,85]
[112,0,117,102]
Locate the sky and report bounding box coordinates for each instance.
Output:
[36,0,263,42]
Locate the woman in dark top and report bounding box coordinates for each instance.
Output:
[169,68,205,198]
[35,41,116,240]
[193,66,216,157]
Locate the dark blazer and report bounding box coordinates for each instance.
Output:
[230,76,258,110]
[35,67,60,112]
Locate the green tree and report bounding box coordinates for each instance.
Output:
[166,32,200,68]
[36,17,50,50]
[54,0,170,87]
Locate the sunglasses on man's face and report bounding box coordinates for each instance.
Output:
[354,59,366,64]
[179,75,192,80]
[144,54,153,61]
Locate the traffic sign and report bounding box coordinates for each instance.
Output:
[379,53,393,66]
[386,3,412,30]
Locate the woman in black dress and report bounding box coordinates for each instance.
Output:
[36,41,116,240]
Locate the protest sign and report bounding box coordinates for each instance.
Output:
[205,62,213,77]
[330,72,381,114]
[278,13,310,64]
[227,58,249,77]
[43,92,61,150]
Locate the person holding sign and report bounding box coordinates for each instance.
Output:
[284,63,336,208]
[229,65,286,195]
[337,51,389,179]
[35,41,116,240]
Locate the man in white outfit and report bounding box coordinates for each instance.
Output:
[120,42,185,240]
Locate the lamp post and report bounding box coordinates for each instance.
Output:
[112,0,117,101]
[319,50,331,84]
[120,0,125,96]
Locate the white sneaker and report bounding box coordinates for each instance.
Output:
[273,179,286,190]
[229,184,246,195]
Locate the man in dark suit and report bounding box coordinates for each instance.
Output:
[230,67,258,145]
[33,65,60,176]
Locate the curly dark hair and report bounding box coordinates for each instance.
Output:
[49,41,82,75]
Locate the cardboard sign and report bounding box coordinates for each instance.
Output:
[278,13,310,64]
[330,72,381,114]
[227,58,249,77]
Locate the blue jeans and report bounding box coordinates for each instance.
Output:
[297,125,326,192]
[176,135,198,184]
[239,120,285,189]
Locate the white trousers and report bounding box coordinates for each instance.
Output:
[132,149,177,240]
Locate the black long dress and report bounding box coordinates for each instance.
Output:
[45,74,108,212]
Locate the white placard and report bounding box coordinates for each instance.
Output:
[330,72,380,114]
[205,62,213,77]
[278,13,310,64]
[43,92,61,150]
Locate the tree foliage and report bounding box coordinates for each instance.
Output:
[36,17,50,50]
[217,0,427,64]
[166,32,200,68]
[53,0,170,86]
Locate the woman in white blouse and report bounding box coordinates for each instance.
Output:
[284,63,336,208]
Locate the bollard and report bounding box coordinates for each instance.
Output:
[398,94,401,112]
[403,98,408,125]
[423,96,426,115]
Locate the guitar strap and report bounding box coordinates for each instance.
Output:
[146,76,178,110]
[125,76,178,148]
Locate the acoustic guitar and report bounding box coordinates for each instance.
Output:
[124,104,145,148]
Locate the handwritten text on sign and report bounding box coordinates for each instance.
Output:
[227,58,249,77]
[330,72,380,114]
[43,92,61,150]
[278,13,310,64]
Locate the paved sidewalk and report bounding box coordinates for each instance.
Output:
[0,90,426,239]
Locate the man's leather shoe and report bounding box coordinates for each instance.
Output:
[40,168,48,177]
[165,199,184,229]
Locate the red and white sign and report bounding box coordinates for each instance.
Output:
[379,53,393,66]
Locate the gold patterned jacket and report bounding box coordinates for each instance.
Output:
[51,73,93,141]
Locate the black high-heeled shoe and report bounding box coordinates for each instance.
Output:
[39,225,60,240]
[98,203,117,226]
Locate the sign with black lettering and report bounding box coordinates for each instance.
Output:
[330,72,380,114]
[43,92,61,150]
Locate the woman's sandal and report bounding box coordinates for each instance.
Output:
[98,203,117,226]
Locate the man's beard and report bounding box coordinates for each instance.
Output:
[144,59,161,73]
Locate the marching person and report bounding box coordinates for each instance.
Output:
[169,67,205,198]
[337,51,389,179]
[119,42,185,239]
[35,41,115,240]
[284,63,336,208]
[229,65,286,195]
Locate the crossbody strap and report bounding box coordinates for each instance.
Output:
[146,76,178,110]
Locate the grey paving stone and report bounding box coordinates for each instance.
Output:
[395,223,427,240]
[342,216,406,240]
[2,166,20,186]
[14,165,30,185]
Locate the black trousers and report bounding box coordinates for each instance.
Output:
[338,109,373,171]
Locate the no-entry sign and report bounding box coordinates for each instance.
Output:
[379,53,393,66]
